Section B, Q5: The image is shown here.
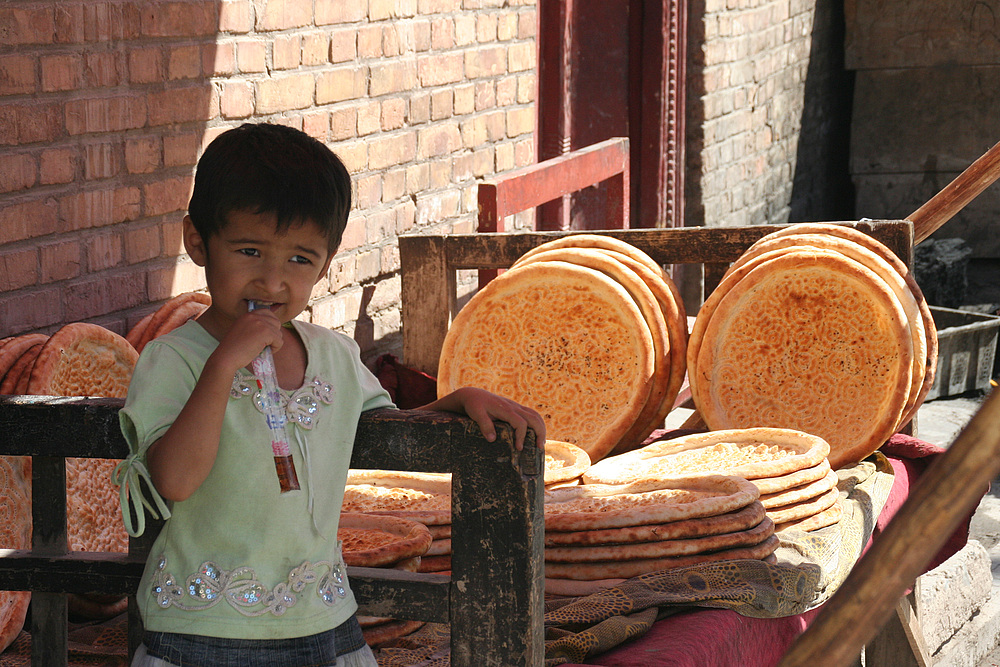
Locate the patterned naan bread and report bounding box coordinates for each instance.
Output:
[338,513,432,567]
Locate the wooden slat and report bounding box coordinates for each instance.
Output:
[350,568,451,623]
[400,235,453,377]
[0,551,145,595]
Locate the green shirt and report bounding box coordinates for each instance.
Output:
[117,319,394,639]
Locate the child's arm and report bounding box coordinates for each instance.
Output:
[145,309,284,501]
[417,386,546,451]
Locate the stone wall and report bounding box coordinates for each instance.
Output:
[0,0,537,363]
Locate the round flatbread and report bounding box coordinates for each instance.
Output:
[775,498,844,532]
[338,513,432,567]
[26,323,138,398]
[544,501,766,547]
[512,247,671,452]
[692,251,913,469]
[543,475,759,531]
[150,299,209,341]
[544,516,774,563]
[342,470,451,526]
[765,486,840,524]
[136,292,211,353]
[0,334,49,386]
[759,468,838,509]
[438,260,656,462]
[750,459,831,495]
[544,440,592,486]
[0,456,31,652]
[583,428,830,485]
[0,342,44,395]
[544,577,627,597]
[417,554,451,573]
[544,533,780,580]
[125,309,157,350]
[751,223,937,428]
[362,618,425,648]
[426,539,451,557]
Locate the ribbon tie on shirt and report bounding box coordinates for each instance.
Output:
[112,454,172,537]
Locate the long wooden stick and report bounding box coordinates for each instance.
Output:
[908,139,1000,244]
[778,387,1000,667]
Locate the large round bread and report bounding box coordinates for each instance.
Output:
[544,501,766,546]
[751,223,937,428]
[0,334,49,389]
[544,533,780,580]
[511,247,671,452]
[338,513,432,567]
[543,475,759,531]
[692,250,913,469]
[751,459,831,495]
[0,456,31,652]
[759,468,838,509]
[583,427,830,485]
[544,516,774,562]
[438,260,656,462]
[343,470,451,526]
[543,440,592,485]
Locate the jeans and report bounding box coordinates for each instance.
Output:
[140,614,367,667]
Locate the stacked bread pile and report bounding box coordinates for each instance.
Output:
[437,235,687,465]
[687,223,936,469]
[338,513,432,648]
[543,475,774,596]
[583,428,842,533]
[125,292,211,353]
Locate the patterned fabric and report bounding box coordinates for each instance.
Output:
[374,453,896,667]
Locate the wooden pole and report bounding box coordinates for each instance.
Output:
[908,139,1000,244]
[778,387,1000,667]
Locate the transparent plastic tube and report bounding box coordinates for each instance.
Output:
[248,300,300,492]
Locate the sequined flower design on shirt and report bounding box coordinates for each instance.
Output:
[150,552,349,617]
[230,375,335,429]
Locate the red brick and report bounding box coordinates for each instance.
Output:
[144,176,193,217]
[66,95,146,135]
[0,287,64,335]
[476,14,498,41]
[408,93,430,124]
[369,0,398,21]
[358,103,380,136]
[330,106,358,140]
[302,111,330,141]
[431,89,452,120]
[147,262,207,302]
[302,32,329,66]
[0,54,36,95]
[382,24,403,56]
[65,270,146,321]
[514,137,534,166]
[518,10,536,39]
[382,167,406,201]
[273,35,302,70]
[221,81,255,119]
[237,40,267,73]
[54,5,85,44]
[496,75,517,105]
[161,219,184,256]
[84,141,121,180]
[517,72,535,103]
[140,1,218,37]
[418,122,462,159]
[419,0,461,12]
[465,46,507,78]
[370,61,417,96]
[0,7,55,46]
[508,41,535,72]
[39,53,82,92]
[453,82,475,113]
[40,147,77,185]
[381,99,406,131]
[126,136,162,174]
[418,53,463,86]
[164,132,202,167]
[498,13,517,40]
[60,189,114,230]
[39,240,81,283]
[454,15,476,45]
[358,25,383,58]
[431,18,454,49]
[85,2,141,41]
[169,44,203,80]
[0,199,58,244]
[219,0,253,33]
[256,74,314,114]
[4,102,63,146]
[84,51,124,87]
[258,0,312,30]
[317,66,367,104]
[329,28,357,63]
[125,224,163,263]
[129,47,164,84]
[474,81,495,110]
[147,85,217,126]
[114,186,143,223]
[412,19,432,51]
[0,153,36,193]
[206,42,236,76]
[315,0,368,25]
[368,131,417,169]
[85,232,123,272]
[355,174,381,210]
[0,247,37,291]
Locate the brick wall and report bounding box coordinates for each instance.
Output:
[685,0,852,230]
[0,0,537,364]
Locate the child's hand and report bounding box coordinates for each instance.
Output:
[211,308,285,373]
[420,387,546,451]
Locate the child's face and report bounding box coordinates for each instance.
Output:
[183,209,333,337]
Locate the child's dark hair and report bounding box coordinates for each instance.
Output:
[187,123,351,253]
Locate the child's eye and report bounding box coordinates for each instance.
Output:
[238,248,260,257]
[291,255,313,265]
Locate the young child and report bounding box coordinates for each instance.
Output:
[114,122,545,667]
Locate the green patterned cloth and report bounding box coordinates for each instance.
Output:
[375,454,895,666]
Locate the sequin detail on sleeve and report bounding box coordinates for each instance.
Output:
[229,375,335,429]
[150,548,350,617]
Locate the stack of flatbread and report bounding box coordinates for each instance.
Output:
[438,234,687,464]
[687,223,936,469]
[542,475,775,596]
[342,441,592,575]
[338,513,432,648]
[126,291,211,353]
[583,428,842,533]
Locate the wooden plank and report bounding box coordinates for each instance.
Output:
[778,386,1000,666]
[0,396,128,458]
[399,235,453,375]
[0,551,145,595]
[31,592,67,667]
[350,568,451,623]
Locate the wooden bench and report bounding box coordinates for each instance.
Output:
[0,397,544,667]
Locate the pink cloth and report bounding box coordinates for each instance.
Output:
[565,435,972,667]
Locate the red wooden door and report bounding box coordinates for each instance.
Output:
[536,0,686,231]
